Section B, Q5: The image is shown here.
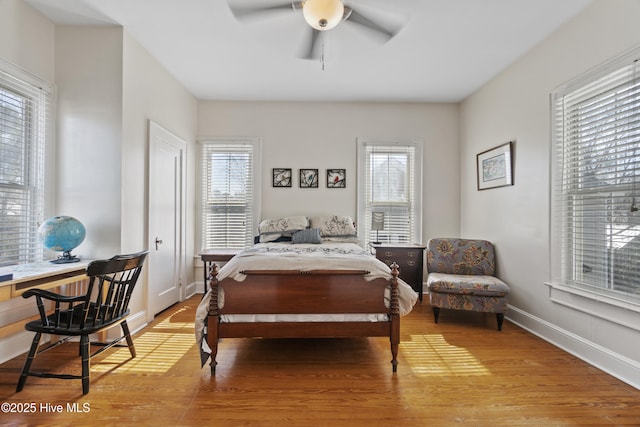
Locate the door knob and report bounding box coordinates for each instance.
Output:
[155,237,163,250]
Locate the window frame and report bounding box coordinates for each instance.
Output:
[197,136,261,250]
[549,45,640,315]
[0,58,53,267]
[356,138,423,247]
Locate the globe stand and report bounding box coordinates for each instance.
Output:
[50,251,81,264]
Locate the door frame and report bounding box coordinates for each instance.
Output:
[147,120,187,321]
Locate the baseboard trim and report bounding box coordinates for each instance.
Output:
[507,306,640,390]
[0,330,35,364]
[124,310,148,336]
[185,281,199,299]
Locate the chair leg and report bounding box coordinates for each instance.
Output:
[432,307,440,324]
[80,335,90,395]
[121,320,136,358]
[496,313,505,331]
[16,332,42,392]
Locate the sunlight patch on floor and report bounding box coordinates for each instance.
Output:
[152,318,194,331]
[91,309,196,374]
[149,306,196,330]
[403,334,489,377]
[91,331,194,373]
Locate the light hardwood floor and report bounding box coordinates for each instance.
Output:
[1,295,639,426]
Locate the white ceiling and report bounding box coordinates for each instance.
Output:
[25,0,593,102]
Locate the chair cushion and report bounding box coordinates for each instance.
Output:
[427,273,510,297]
[427,238,496,275]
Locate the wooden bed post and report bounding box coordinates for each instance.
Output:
[389,262,400,373]
[207,263,220,375]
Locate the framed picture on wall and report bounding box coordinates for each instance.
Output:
[327,169,346,188]
[299,169,319,188]
[476,142,514,190]
[272,168,292,187]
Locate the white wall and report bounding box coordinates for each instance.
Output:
[459,0,640,388]
[122,31,198,318]
[0,0,54,83]
[197,101,461,245]
[55,26,124,260]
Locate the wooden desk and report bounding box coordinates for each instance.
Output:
[0,261,91,340]
[0,261,90,302]
[199,249,241,294]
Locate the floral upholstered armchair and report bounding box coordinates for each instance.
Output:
[426,238,510,331]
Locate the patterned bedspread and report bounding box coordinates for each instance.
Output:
[218,242,396,280]
[242,243,369,256]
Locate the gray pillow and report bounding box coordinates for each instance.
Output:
[291,228,322,244]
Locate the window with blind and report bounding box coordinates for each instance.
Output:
[199,138,261,249]
[0,59,52,267]
[357,139,423,245]
[551,46,640,300]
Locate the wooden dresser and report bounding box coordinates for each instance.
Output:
[372,243,426,302]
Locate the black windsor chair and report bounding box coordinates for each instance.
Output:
[16,251,148,394]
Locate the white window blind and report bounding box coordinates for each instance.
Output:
[0,58,52,267]
[551,47,640,298]
[199,138,260,249]
[357,139,423,245]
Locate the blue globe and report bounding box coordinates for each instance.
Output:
[38,216,86,263]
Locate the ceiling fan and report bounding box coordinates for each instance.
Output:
[228,0,406,61]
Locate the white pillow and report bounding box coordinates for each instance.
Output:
[309,215,357,237]
[258,216,309,234]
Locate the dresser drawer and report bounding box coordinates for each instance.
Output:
[374,245,425,300]
[379,248,421,272]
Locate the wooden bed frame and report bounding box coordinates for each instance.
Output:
[206,263,401,374]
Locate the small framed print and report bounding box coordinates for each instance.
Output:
[272,168,292,187]
[299,169,319,188]
[476,141,514,190]
[327,169,346,188]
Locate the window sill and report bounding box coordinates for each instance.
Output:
[544,282,640,332]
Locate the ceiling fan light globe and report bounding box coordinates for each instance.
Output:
[303,0,344,31]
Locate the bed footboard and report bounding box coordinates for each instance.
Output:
[206,265,400,374]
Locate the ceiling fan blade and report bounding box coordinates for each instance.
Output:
[343,7,399,40]
[229,1,303,20]
[299,27,322,60]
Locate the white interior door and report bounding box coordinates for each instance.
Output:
[148,121,186,317]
